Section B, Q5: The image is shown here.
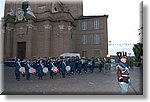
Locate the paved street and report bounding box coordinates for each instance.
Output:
[2,65,143,95]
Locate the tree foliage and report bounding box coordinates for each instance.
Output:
[133,43,143,62]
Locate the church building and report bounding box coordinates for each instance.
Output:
[3,0,108,59]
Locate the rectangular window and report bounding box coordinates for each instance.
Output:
[94,35,100,44]
[82,35,88,44]
[94,20,100,29]
[82,21,87,30]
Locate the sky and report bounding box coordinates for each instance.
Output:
[0,0,143,56]
[83,0,143,55]
[83,0,141,44]
[0,0,5,20]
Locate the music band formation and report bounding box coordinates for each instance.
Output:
[15,57,106,81]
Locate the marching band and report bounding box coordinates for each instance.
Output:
[15,56,106,81]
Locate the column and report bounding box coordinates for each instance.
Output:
[26,20,33,59]
[58,24,65,56]
[43,23,52,57]
[5,24,14,58]
[67,25,72,51]
[12,27,17,58]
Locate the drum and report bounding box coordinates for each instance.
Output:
[51,66,59,73]
[33,69,37,75]
[51,66,56,71]
[43,67,48,73]
[53,68,59,74]
[65,66,71,72]
[19,67,25,72]
[29,67,36,74]
[21,71,26,75]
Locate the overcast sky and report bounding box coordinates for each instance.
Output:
[83,0,142,44]
[0,0,5,20]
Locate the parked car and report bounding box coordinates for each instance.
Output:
[4,58,16,67]
[59,53,81,59]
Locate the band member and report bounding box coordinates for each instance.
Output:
[61,60,66,78]
[83,60,88,73]
[47,60,54,79]
[88,59,93,73]
[43,57,49,67]
[77,60,82,74]
[91,59,95,73]
[31,59,37,75]
[98,58,103,72]
[21,59,26,77]
[15,59,21,81]
[66,59,72,76]
[43,58,49,76]
[37,60,43,80]
[56,59,62,71]
[71,58,76,74]
[117,56,130,94]
[24,60,31,80]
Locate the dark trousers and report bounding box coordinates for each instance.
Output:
[62,71,65,78]
[49,71,53,79]
[83,67,87,73]
[15,73,20,81]
[38,73,43,79]
[26,73,30,80]
[89,65,94,73]
[99,65,102,72]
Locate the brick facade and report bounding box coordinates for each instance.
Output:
[3,0,108,59]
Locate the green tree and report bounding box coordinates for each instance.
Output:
[133,43,143,62]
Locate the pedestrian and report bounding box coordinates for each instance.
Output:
[116,56,130,94]
[15,59,21,81]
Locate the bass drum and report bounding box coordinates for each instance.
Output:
[66,66,71,72]
[43,67,48,73]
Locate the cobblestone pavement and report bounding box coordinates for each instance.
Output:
[2,65,143,95]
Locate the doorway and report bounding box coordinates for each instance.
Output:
[17,42,26,59]
[82,51,87,57]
